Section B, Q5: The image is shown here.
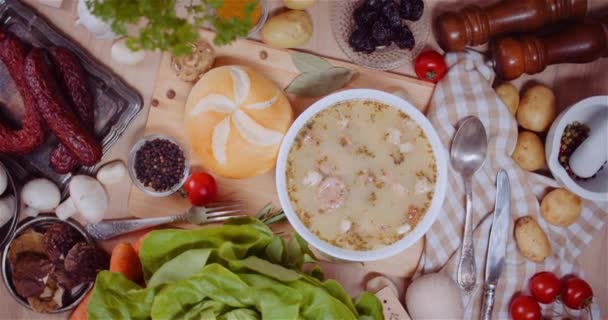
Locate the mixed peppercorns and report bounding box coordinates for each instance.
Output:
[559,121,593,179]
[134,138,186,191]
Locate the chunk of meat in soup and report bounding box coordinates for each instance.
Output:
[316,176,347,211]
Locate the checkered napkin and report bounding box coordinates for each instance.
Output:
[417,51,608,319]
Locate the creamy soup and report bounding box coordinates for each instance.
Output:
[286,99,436,250]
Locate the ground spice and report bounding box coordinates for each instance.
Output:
[559,121,593,180]
[134,139,186,191]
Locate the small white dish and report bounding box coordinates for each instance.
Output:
[275,89,448,262]
[545,95,608,202]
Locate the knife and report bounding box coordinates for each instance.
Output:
[480,170,510,320]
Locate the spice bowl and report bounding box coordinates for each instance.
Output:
[1,215,94,313]
[546,96,608,202]
[128,134,190,197]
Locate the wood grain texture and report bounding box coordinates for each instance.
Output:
[0,0,604,318]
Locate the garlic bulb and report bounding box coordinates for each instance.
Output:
[111,39,146,66]
[76,0,116,40]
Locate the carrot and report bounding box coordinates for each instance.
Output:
[132,230,153,255]
[110,243,143,283]
[69,242,143,320]
[69,291,92,320]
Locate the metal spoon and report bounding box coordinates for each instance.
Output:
[450,116,488,292]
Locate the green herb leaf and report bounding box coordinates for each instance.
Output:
[291,52,333,73]
[286,67,355,97]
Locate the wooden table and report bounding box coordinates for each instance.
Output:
[3,0,606,318]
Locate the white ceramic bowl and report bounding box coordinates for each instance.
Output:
[276,89,448,261]
[546,95,608,202]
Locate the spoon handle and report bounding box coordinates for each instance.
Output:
[458,177,477,291]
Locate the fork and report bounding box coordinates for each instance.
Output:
[84,201,245,240]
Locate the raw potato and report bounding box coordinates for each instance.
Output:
[514,216,551,263]
[495,83,519,115]
[261,10,313,49]
[283,0,317,9]
[517,85,556,132]
[541,189,582,227]
[512,131,545,171]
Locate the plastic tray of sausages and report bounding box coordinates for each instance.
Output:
[0,0,142,191]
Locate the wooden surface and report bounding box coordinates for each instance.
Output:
[1,0,606,318]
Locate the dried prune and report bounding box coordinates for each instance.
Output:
[393,25,415,49]
[349,28,377,53]
[354,4,378,27]
[381,1,402,28]
[372,19,394,45]
[400,0,424,21]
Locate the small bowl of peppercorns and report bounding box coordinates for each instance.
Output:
[128,134,189,197]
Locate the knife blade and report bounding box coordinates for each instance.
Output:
[480,170,510,320]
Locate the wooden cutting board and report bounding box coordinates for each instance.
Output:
[127,30,434,281]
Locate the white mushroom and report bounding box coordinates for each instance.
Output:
[96,160,127,186]
[386,128,401,145]
[0,195,15,228]
[69,175,108,223]
[339,219,352,233]
[0,164,7,196]
[24,206,40,217]
[302,170,323,187]
[55,197,77,221]
[414,177,433,195]
[399,142,415,153]
[21,178,61,214]
[397,223,412,234]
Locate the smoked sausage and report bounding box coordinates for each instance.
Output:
[0,31,46,154]
[48,46,96,173]
[24,48,101,166]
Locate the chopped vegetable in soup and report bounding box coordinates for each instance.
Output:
[286,99,436,250]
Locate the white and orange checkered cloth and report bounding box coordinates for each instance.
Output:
[418,51,608,319]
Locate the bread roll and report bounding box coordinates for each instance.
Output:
[185,66,294,178]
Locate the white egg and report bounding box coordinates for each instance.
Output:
[405,273,464,320]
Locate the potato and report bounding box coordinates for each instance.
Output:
[515,216,551,263]
[541,188,582,227]
[512,131,546,171]
[261,10,313,49]
[283,0,317,10]
[495,83,519,115]
[517,84,556,132]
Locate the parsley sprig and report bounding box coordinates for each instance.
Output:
[86,0,257,56]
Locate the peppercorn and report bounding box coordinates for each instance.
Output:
[558,122,596,180]
[134,138,186,191]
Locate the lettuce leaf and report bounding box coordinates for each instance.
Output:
[87,218,384,320]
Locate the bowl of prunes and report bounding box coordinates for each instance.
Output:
[1,216,109,313]
[331,0,430,70]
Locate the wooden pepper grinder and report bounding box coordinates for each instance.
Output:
[436,0,588,52]
[491,20,607,80]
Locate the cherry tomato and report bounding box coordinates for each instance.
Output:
[529,271,561,304]
[183,172,218,206]
[414,50,447,83]
[510,295,541,320]
[561,276,593,310]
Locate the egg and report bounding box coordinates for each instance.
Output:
[405,273,464,319]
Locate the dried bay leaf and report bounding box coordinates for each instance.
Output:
[286,67,355,97]
[291,52,333,73]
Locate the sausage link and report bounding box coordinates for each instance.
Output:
[0,31,46,154]
[48,46,96,173]
[24,48,101,166]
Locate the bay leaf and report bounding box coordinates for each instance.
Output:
[286,67,355,97]
[291,52,333,73]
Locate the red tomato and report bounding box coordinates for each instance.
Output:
[561,276,593,310]
[414,50,447,83]
[183,172,218,206]
[510,295,541,320]
[529,272,561,304]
